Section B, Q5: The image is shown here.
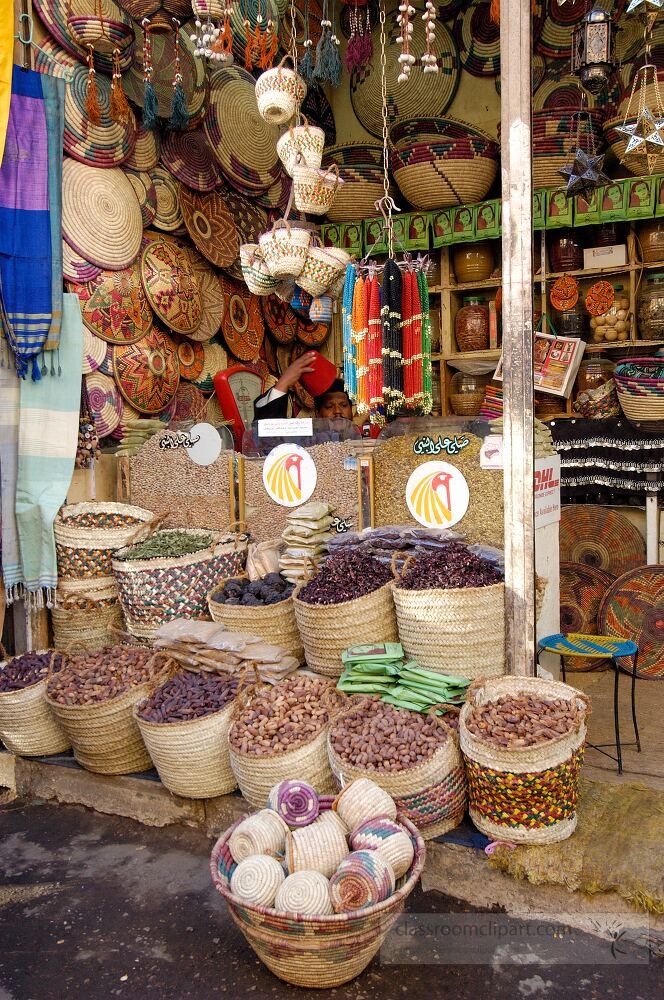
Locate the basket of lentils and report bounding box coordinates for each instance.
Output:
[134,669,245,798]
[0,648,69,757]
[112,528,248,641]
[292,552,398,677]
[45,644,176,774]
[208,573,303,665]
[227,674,347,808]
[391,544,506,680]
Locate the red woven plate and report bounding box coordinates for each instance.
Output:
[220,275,265,362]
[586,281,615,317]
[262,295,299,345]
[175,337,205,381]
[161,129,221,193]
[140,239,202,335]
[560,562,616,672]
[113,325,180,415]
[179,185,240,270]
[550,275,579,312]
[599,566,664,680]
[297,315,330,348]
[66,262,153,345]
[560,505,646,577]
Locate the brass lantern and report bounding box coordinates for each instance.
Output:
[571,7,616,96]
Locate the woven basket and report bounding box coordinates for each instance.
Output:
[255,58,307,126]
[393,155,496,211]
[112,530,248,642]
[259,220,311,280]
[210,813,425,988]
[293,582,398,677]
[459,675,589,845]
[51,596,123,651]
[277,117,325,177]
[328,704,466,841]
[293,163,343,216]
[0,650,70,757]
[54,502,154,595]
[297,245,347,298]
[325,175,388,223]
[240,244,279,297]
[208,577,304,664]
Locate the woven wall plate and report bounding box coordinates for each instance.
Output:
[149,166,183,231]
[560,504,646,577]
[175,337,205,380]
[256,170,291,212]
[123,22,206,121]
[178,185,240,270]
[350,16,459,139]
[179,248,225,343]
[454,0,500,77]
[560,562,616,672]
[113,325,180,414]
[262,333,279,376]
[124,123,161,171]
[599,567,664,680]
[585,281,615,317]
[62,239,102,283]
[261,295,299,345]
[278,0,322,62]
[301,86,336,148]
[64,62,137,168]
[161,129,221,193]
[99,343,114,375]
[550,275,579,312]
[172,381,207,423]
[141,239,202,335]
[85,370,123,437]
[82,327,108,374]
[533,63,599,112]
[33,0,134,74]
[117,1,192,30]
[204,65,282,195]
[220,275,265,362]
[62,159,143,271]
[221,188,268,281]
[68,263,153,344]
[537,0,624,59]
[297,316,330,349]
[191,341,228,392]
[34,36,78,79]
[124,169,157,227]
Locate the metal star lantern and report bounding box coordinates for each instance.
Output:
[558,148,611,199]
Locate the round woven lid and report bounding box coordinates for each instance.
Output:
[113,324,180,414]
[99,342,114,375]
[261,294,299,345]
[62,158,143,270]
[301,85,336,148]
[560,562,616,669]
[124,169,157,227]
[33,0,134,74]
[140,238,202,334]
[124,124,161,172]
[161,128,221,192]
[598,566,664,680]
[560,504,646,577]
[123,22,206,121]
[192,340,228,392]
[454,0,500,76]
[297,315,330,349]
[62,239,102,283]
[221,188,268,280]
[149,166,183,232]
[230,0,280,64]
[350,16,459,139]
[64,62,137,168]
[181,249,224,343]
[256,170,291,212]
[67,261,153,344]
[179,185,240,269]
[533,63,600,112]
[220,274,265,362]
[34,35,78,79]
[204,65,281,195]
[85,370,123,437]
[82,326,108,374]
[175,337,205,380]
[278,0,322,62]
[172,381,207,423]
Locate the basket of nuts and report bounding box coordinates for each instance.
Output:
[227,675,348,809]
[328,698,466,841]
[0,648,70,757]
[207,573,303,665]
[459,675,590,845]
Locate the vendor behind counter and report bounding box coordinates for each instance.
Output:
[254,351,353,421]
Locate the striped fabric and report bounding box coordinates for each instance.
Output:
[0,0,12,169]
[538,632,638,659]
[41,73,65,355]
[0,335,20,597]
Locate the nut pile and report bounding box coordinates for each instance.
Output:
[0,651,63,692]
[398,543,503,591]
[297,552,392,606]
[229,675,346,757]
[116,530,212,561]
[137,671,241,724]
[329,697,453,773]
[213,574,294,607]
[465,693,580,748]
[47,645,167,706]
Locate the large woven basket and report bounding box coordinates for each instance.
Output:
[51,596,123,651]
[210,812,425,988]
[54,502,154,596]
[0,650,70,757]
[328,704,466,841]
[459,675,589,845]
[393,153,497,211]
[293,582,398,677]
[208,577,304,664]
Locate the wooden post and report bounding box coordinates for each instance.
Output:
[500,0,535,676]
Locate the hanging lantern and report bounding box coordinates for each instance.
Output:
[570,7,616,96]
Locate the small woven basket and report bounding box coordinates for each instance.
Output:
[459,675,589,845]
[228,809,290,862]
[255,57,307,126]
[297,245,347,298]
[51,595,123,651]
[293,162,343,216]
[287,811,349,877]
[275,871,333,916]
[259,220,311,280]
[240,244,280,297]
[0,650,70,757]
[392,154,496,210]
[333,777,397,832]
[207,576,304,664]
[277,117,325,176]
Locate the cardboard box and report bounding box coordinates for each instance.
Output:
[583,244,627,270]
[599,180,629,222]
[475,200,501,239]
[624,175,656,219]
[574,189,601,226]
[546,189,574,228]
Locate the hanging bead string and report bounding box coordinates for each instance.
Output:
[85,42,102,125]
[422,1,438,74]
[342,264,358,404]
[417,268,433,415]
[397,3,415,84]
[110,46,130,122]
[301,0,315,81]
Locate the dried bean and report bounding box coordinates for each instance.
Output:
[0,652,63,692]
[398,543,503,591]
[465,693,579,749]
[47,645,167,706]
[137,671,241,723]
[297,552,392,606]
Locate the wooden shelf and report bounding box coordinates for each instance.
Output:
[584,339,664,353]
[442,349,501,362]
[439,277,503,293]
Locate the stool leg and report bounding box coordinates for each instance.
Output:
[631,653,641,753]
[613,659,622,775]
[561,653,566,685]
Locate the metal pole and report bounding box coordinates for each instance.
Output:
[500,0,535,676]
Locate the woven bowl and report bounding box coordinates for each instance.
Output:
[393,152,498,210]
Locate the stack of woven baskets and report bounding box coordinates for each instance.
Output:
[322,142,391,222]
[532,108,605,190]
[613,356,664,432]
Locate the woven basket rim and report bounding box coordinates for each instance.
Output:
[393,579,505,597]
[0,650,53,701]
[45,677,155,714]
[113,530,247,571]
[210,811,425,924]
[327,730,460,788]
[133,688,237,732]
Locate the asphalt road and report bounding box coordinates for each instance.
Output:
[0,801,660,999]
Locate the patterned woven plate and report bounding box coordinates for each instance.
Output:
[560,505,646,577]
[181,248,225,343]
[82,327,108,374]
[297,315,330,348]
[560,562,616,672]
[220,275,265,362]
[533,63,599,112]
[221,188,268,280]
[191,341,228,392]
[179,185,240,269]
[124,124,161,172]
[62,240,102,283]
[99,343,114,376]
[140,239,202,335]
[124,169,157,227]
[599,567,664,679]
[85,370,123,437]
[66,262,153,344]
[64,62,137,168]
[454,0,500,76]
[172,381,207,423]
[33,0,134,74]
[123,22,206,122]
[149,166,183,232]
[261,295,299,345]
[175,337,205,380]
[301,85,336,148]
[161,129,221,193]
[537,0,624,59]
[62,159,143,271]
[113,325,180,414]
[350,16,459,139]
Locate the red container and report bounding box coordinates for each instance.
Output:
[300,351,337,397]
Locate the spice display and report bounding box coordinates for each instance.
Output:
[0,651,63,692]
[267,779,320,828]
[136,671,241,724]
[297,551,392,605]
[329,850,395,913]
[212,573,294,606]
[588,285,631,344]
[638,273,664,340]
[464,692,582,748]
[116,530,213,561]
[327,525,464,564]
[454,297,489,352]
[228,675,346,757]
[397,544,503,591]
[280,501,334,584]
[46,645,165,706]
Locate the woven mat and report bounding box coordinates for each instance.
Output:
[33,0,134,74]
[66,261,153,344]
[560,562,616,672]
[560,505,646,577]
[62,239,101,283]
[85,370,122,437]
[599,567,664,680]
[149,166,183,232]
[181,248,225,343]
[124,169,157,227]
[172,381,207,423]
[220,275,265,362]
[62,159,143,271]
[301,85,336,148]
[537,0,624,59]
[454,0,500,77]
[161,128,221,193]
[124,22,206,122]
[261,295,299,345]
[124,124,161,172]
[179,185,240,270]
[113,325,180,415]
[175,337,205,381]
[140,238,202,335]
[64,62,137,168]
[81,326,107,374]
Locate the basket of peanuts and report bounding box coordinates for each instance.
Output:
[459,675,590,845]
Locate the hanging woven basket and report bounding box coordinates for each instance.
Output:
[293,162,344,217]
[259,220,312,280]
[255,56,307,126]
[276,115,326,177]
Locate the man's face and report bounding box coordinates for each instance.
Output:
[316,392,353,419]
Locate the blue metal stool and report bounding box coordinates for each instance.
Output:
[536,633,641,775]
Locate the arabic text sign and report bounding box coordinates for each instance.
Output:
[413,434,470,457]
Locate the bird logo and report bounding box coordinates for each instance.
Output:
[262,444,317,507]
[406,461,470,529]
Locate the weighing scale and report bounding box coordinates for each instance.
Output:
[213,365,265,450]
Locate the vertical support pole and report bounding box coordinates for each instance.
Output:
[500,0,535,676]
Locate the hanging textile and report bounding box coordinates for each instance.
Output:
[0,334,20,600]
[41,74,66,356]
[366,273,382,421]
[401,270,414,409]
[352,274,369,414]
[342,263,357,402]
[0,0,12,169]
[381,259,403,415]
[0,67,52,379]
[410,271,424,409]
[15,294,84,608]
[417,268,433,415]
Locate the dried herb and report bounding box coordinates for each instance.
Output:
[117,531,213,562]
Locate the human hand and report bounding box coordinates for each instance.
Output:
[275,352,317,392]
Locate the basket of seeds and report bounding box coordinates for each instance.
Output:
[207,573,303,664]
[0,648,69,756]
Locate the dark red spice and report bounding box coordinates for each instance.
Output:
[137,671,241,724]
[0,651,63,693]
[297,552,393,606]
[398,543,503,591]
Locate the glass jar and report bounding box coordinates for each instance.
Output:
[575,357,615,397]
[589,285,631,344]
[455,297,490,352]
[554,299,589,340]
[638,273,664,341]
[453,241,495,283]
[638,220,664,264]
[449,372,491,416]
[549,229,584,272]
[594,222,623,247]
